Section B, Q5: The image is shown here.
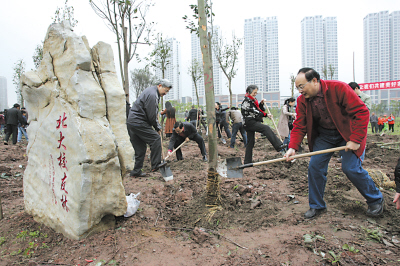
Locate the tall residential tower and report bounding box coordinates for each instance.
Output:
[364,10,400,104]
[154,38,181,102]
[0,77,7,111]
[244,17,279,93]
[190,26,223,105]
[301,16,338,80]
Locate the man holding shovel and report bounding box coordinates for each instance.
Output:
[127,79,172,177]
[167,122,207,162]
[284,68,384,219]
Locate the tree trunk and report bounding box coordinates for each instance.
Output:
[228,79,232,107]
[198,0,220,207]
[123,26,130,100]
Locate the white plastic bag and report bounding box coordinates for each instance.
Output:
[124,192,141,217]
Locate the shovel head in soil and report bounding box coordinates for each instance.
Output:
[160,164,173,181]
[217,157,243,178]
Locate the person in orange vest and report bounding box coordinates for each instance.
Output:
[377,115,384,133]
[388,113,395,132]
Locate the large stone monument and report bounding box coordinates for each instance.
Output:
[21,21,134,240]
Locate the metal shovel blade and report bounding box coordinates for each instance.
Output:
[226,157,243,178]
[160,165,173,181]
[217,157,243,178]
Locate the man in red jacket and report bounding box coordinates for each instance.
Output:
[284,68,383,219]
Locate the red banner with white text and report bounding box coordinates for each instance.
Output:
[359,80,400,91]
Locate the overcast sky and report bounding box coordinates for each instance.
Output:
[0,0,398,107]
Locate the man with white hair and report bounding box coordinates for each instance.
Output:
[127,79,172,178]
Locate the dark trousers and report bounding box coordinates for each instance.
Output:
[308,127,382,209]
[218,120,232,138]
[174,134,206,160]
[370,122,378,133]
[378,124,383,132]
[244,121,282,164]
[5,124,18,144]
[127,123,162,175]
[389,124,394,132]
[231,122,247,148]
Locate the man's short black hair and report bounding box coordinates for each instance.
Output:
[348,82,360,90]
[13,103,20,108]
[173,122,183,129]
[297,68,320,82]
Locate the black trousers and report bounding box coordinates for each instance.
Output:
[127,123,162,175]
[217,120,232,138]
[378,124,383,132]
[174,134,206,160]
[389,124,394,132]
[5,124,18,144]
[244,121,282,164]
[370,122,378,133]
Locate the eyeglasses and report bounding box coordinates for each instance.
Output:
[296,80,311,91]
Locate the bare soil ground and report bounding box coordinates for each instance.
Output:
[1,132,400,266]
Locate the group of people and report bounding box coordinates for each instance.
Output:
[127,68,399,219]
[370,113,395,134]
[2,103,29,145]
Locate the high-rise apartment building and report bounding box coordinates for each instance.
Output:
[190,26,223,105]
[391,11,400,81]
[0,77,7,111]
[244,17,279,93]
[301,16,338,80]
[155,38,181,102]
[364,10,400,104]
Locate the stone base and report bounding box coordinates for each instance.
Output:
[79,214,116,239]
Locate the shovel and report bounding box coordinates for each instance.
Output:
[160,139,190,181]
[218,146,347,178]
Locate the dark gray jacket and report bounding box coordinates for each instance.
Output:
[370,114,378,123]
[127,86,161,131]
[168,122,198,151]
[5,107,24,126]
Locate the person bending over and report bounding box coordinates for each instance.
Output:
[167,122,207,162]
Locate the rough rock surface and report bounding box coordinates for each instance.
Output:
[20,21,133,240]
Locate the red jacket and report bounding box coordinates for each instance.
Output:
[388,115,395,125]
[289,80,369,158]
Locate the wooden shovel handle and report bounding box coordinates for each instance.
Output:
[240,146,347,169]
[164,139,190,161]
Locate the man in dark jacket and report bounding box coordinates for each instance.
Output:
[127,79,172,177]
[186,105,198,127]
[4,103,25,145]
[167,122,207,162]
